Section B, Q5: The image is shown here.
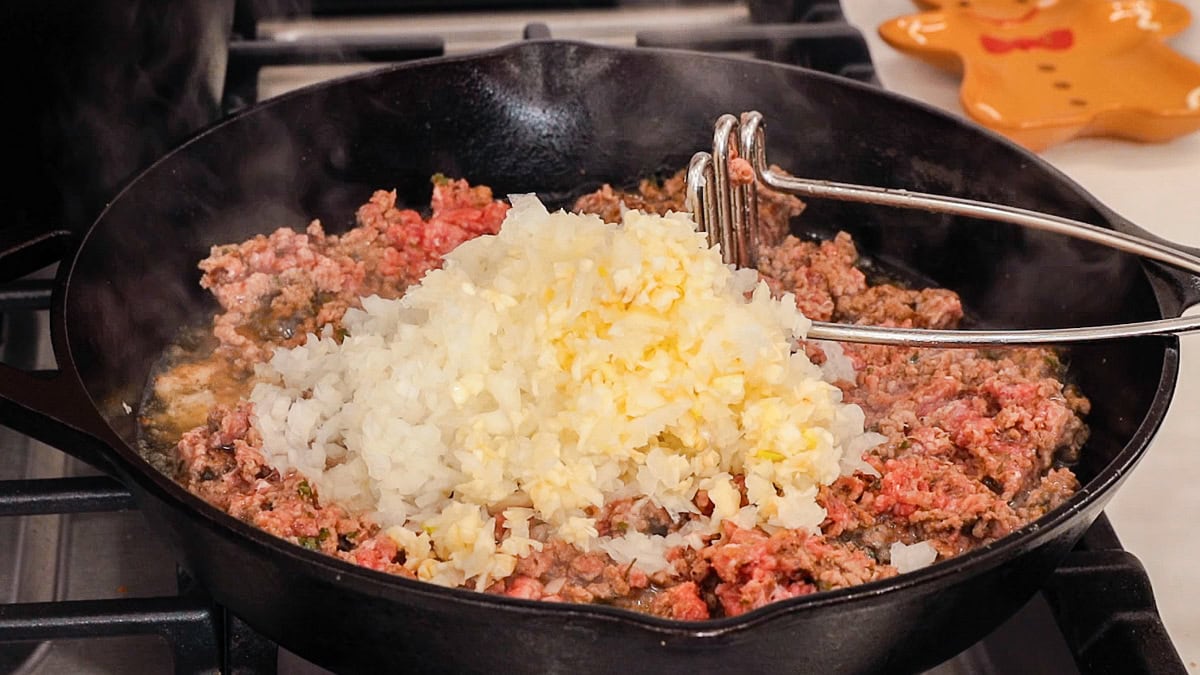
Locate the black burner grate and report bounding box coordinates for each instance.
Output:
[635,23,874,83]
[221,35,445,113]
[223,0,877,115]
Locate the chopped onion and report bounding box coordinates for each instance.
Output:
[889,540,937,574]
[816,340,857,384]
[840,432,886,477]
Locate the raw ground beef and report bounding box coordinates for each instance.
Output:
[198,176,507,368]
[572,168,804,248]
[145,172,1087,622]
[174,402,414,578]
[145,177,509,441]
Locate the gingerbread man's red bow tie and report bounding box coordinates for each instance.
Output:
[980,29,1074,54]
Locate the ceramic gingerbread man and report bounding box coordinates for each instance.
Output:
[879,0,1200,150]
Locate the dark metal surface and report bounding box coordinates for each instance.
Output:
[0,476,134,517]
[241,0,620,19]
[0,280,54,313]
[637,23,875,83]
[223,35,445,112]
[0,230,71,286]
[748,0,846,23]
[0,41,1191,673]
[0,596,218,675]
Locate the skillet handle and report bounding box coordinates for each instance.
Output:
[1163,241,1200,311]
[1043,517,1187,674]
[0,227,124,474]
[0,225,73,284]
[0,366,125,475]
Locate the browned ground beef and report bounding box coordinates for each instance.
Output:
[146,172,1087,621]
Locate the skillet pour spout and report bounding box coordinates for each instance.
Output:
[0,40,1195,674]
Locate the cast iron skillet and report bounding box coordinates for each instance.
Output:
[1,41,1198,674]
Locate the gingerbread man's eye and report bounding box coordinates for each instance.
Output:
[958,1,971,6]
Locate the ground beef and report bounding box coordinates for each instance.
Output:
[174,403,413,578]
[756,233,963,328]
[198,176,508,368]
[702,523,894,616]
[648,582,710,621]
[145,177,510,450]
[150,172,1088,622]
[756,232,868,321]
[497,539,652,606]
[572,167,804,248]
[592,498,675,538]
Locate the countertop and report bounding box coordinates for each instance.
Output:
[840,1,1200,668]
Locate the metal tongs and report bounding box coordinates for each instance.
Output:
[686,111,1200,347]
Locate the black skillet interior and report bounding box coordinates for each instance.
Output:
[66,39,1169,572]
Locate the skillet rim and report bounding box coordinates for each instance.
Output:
[57,38,1183,635]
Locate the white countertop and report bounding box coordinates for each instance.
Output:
[841,0,1200,667]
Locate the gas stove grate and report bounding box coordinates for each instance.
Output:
[224,0,876,114]
[0,280,52,313]
[0,475,132,516]
[635,23,874,83]
[222,35,445,113]
[0,461,218,674]
[0,568,279,675]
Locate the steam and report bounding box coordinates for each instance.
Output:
[22,3,231,232]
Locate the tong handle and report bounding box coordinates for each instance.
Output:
[806,316,1200,347]
[689,111,1200,347]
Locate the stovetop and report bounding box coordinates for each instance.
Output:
[0,1,1190,673]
